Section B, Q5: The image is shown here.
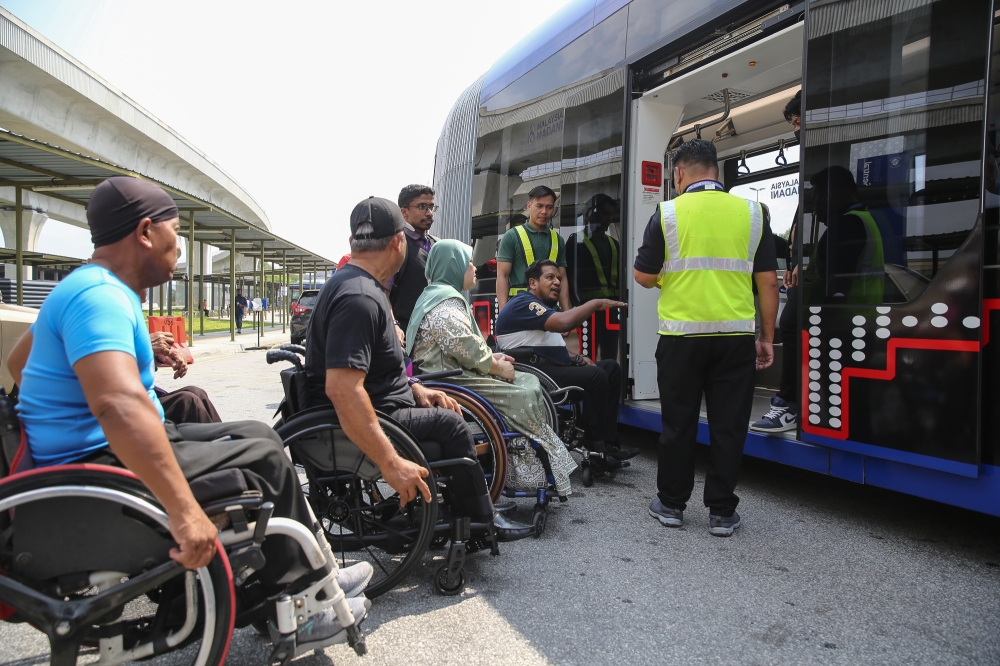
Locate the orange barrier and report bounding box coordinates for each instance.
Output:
[147,316,194,364]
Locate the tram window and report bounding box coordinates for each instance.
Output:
[800,0,990,306]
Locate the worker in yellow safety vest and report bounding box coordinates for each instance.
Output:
[633,139,779,538]
[496,185,571,312]
[802,166,885,305]
[567,193,621,360]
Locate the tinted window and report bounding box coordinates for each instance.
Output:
[298,292,319,308]
[625,0,731,58]
[483,8,627,112]
[801,0,989,306]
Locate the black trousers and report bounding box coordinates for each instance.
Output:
[82,420,315,592]
[532,360,621,443]
[158,386,222,424]
[385,406,493,521]
[655,335,756,516]
[778,286,799,405]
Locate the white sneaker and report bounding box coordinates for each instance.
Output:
[749,396,798,433]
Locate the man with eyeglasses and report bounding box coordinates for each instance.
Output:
[387,184,438,334]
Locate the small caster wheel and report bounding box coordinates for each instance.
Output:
[433,564,466,596]
[532,507,547,537]
[581,465,594,487]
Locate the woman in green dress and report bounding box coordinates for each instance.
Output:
[405,240,577,498]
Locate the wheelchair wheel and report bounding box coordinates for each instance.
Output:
[431,386,508,504]
[277,410,438,598]
[512,363,580,445]
[0,467,234,666]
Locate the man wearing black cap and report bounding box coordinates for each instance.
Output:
[13,176,371,652]
[303,196,534,542]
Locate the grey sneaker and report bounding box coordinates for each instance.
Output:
[648,498,683,527]
[708,511,741,537]
[288,596,371,651]
[336,562,374,598]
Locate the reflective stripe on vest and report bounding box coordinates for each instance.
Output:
[656,193,762,335]
[511,224,559,295]
[580,235,618,298]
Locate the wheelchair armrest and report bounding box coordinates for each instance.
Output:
[412,369,463,382]
[427,457,478,469]
[548,386,584,405]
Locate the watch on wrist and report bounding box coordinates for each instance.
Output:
[407,377,422,387]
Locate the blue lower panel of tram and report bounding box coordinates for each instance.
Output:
[619,404,1000,518]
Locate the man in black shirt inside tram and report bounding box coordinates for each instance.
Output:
[303,196,533,542]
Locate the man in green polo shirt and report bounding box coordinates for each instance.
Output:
[496,185,571,312]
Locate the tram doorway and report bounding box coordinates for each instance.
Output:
[626,21,804,402]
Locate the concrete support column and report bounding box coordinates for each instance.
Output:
[0,201,46,291]
[230,231,237,342]
[187,212,194,347]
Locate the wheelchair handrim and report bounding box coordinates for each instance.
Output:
[0,484,231,666]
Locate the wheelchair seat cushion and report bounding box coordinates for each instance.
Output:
[189,469,249,505]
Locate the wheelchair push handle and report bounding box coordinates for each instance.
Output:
[266,349,304,370]
[412,369,462,382]
[279,343,306,356]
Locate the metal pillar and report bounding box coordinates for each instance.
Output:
[199,241,205,337]
[159,284,164,317]
[282,249,287,333]
[259,242,265,335]
[14,186,22,306]
[299,256,304,295]
[167,280,173,316]
[230,231,236,342]
[187,212,195,347]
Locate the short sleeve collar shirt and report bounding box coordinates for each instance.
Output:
[304,264,414,412]
[494,292,571,364]
[497,223,568,289]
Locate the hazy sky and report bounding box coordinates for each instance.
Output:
[1,0,569,261]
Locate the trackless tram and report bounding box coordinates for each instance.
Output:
[432,0,1000,516]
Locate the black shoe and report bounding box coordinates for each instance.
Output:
[590,454,623,471]
[494,498,517,515]
[493,512,535,542]
[606,444,640,461]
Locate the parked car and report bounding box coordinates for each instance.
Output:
[289,289,320,346]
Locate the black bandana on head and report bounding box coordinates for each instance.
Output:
[87,177,178,248]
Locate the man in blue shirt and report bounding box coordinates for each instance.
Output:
[494,259,638,464]
[11,177,370,651]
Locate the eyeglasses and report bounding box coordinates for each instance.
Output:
[405,204,438,213]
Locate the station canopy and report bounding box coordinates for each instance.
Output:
[0,128,336,271]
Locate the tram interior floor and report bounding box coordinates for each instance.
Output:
[628,388,788,433]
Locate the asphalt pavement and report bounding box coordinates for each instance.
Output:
[2,349,999,665]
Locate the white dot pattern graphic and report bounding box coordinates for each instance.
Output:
[876,328,890,339]
[830,338,842,348]
[852,327,865,338]
[931,316,948,328]
[876,306,891,314]
[853,351,865,361]
[963,316,980,328]
[853,340,865,349]
[853,316,866,326]
[902,316,918,327]
[931,303,948,314]
[809,315,821,325]
[876,316,890,326]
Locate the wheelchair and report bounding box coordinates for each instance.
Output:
[0,391,367,666]
[510,361,628,488]
[267,347,498,598]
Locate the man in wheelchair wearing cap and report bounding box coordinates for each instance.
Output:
[9,176,372,655]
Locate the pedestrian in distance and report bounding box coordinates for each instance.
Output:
[235,289,247,333]
[633,139,779,537]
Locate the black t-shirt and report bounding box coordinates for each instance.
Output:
[633,184,779,275]
[304,264,414,412]
[235,295,248,311]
